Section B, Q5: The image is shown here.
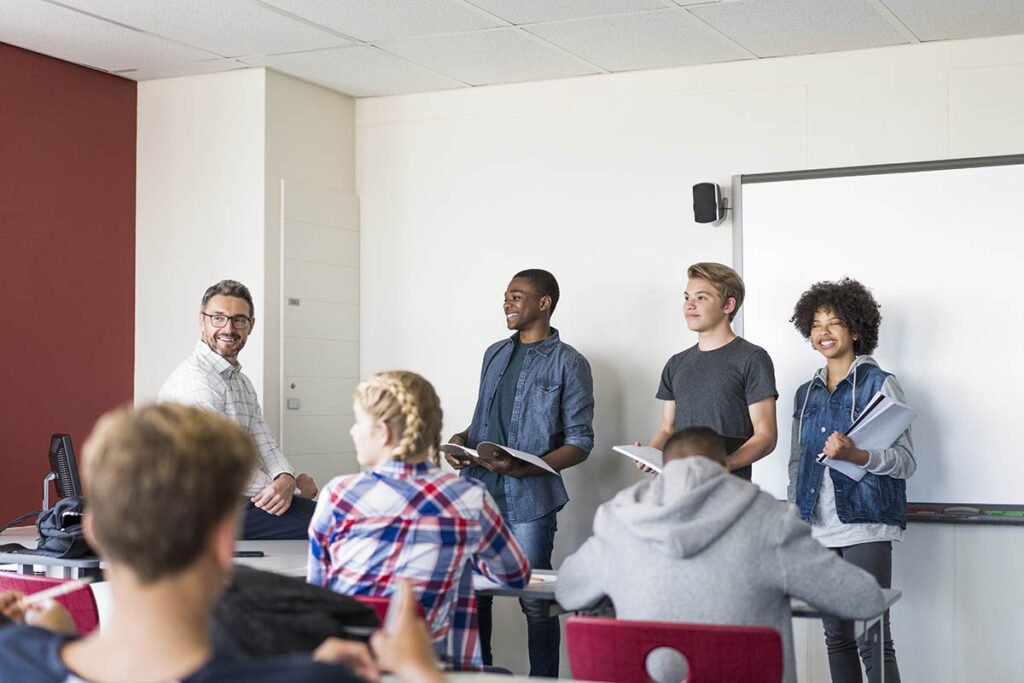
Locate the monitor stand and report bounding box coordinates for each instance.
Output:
[42,472,56,511]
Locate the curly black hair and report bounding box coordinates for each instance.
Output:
[790,278,881,355]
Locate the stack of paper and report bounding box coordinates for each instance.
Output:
[816,391,918,482]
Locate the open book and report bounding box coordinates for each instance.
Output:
[816,390,918,482]
[612,445,664,473]
[439,442,558,475]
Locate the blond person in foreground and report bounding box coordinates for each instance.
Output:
[0,403,441,683]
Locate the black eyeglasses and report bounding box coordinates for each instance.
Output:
[202,312,252,330]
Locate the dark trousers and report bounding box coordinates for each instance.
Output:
[824,541,901,683]
[478,509,559,677]
[241,495,317,540]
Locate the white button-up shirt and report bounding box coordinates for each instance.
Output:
[159,341,294,497]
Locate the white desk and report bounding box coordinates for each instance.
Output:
[233,539,307,577]
[473,569,900,683]
[4,527,900,683]
[0,526,101,579]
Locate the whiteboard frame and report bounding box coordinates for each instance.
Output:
[733,154,1024,525]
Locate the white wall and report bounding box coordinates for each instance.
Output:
[136,69,266,402]
[280,180,361,488]
[356,34,1024,680]
[264,70,356,436]
[136,68,356,432]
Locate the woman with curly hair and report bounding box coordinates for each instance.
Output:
[787,278,916,683]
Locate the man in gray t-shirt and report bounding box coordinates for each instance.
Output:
[643,263,778,479]
[657,337,776,480]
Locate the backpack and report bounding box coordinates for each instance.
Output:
[0,496,94,559]
[211,565,380,656]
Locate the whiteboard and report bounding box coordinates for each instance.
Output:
[738,157,1024,505]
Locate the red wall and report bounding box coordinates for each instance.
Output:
[0,43,136,523]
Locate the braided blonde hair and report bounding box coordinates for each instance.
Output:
[354,370,443,464]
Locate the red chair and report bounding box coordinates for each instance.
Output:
[352,594,425,625]
[0,573,99,635]
[566,616,784,683]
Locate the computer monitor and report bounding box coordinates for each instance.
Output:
[45,434,82,509]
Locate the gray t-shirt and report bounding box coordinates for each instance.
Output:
[656,337,777,480]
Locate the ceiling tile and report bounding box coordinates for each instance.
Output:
[251,45,467,97]
[113,58,251,81]
[881,0,1024,42]
[464,0,671,25]
[257,0,505,42]
[0,0,219,72]
[380,27,602,86]
[689,0,912,58]
[52,0,351,57]
[527,9,752,72]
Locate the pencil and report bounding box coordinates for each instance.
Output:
[19,577,94,607]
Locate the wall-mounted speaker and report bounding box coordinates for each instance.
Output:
[693,182,722,224]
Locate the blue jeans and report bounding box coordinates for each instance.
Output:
[241,495,316,540]
[477,509,559,677]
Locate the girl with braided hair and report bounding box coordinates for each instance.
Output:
[307,370,531,671]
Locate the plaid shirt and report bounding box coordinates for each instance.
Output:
[159,340,294,497]
[308,460,530,669]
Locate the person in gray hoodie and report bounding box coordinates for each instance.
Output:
[556,427,885,683]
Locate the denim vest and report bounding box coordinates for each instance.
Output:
[465,328,595,523]
[793,361,907,528]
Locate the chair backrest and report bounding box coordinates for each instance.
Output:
[352,593,425,625]
[352,594,392,623]
[0,573,99,635]
[566,616,784,683]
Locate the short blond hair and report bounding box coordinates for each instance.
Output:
[354,371,442,465]
[687,262,745,322]
[82,403,256,583]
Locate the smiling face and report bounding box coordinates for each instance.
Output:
[350,402,391,468]
[683,278,735,333]
[810,308,857,362]
[200,295,253,364]
[503,277,550,332]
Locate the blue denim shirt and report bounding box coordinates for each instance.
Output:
[790,357,909,528]
[464,328,595,523]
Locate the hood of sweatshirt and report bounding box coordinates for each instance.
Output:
[595,456,761,559]
[811,354,879,385]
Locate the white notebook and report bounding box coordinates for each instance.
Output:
[612,445,664,473]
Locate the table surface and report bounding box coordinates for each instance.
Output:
[224,539,903,619]
[3,527,901,621]
[0,527,101,569]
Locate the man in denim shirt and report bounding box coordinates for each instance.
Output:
[446,269,594,677]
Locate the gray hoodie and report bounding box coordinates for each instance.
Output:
[556,456,885,683]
